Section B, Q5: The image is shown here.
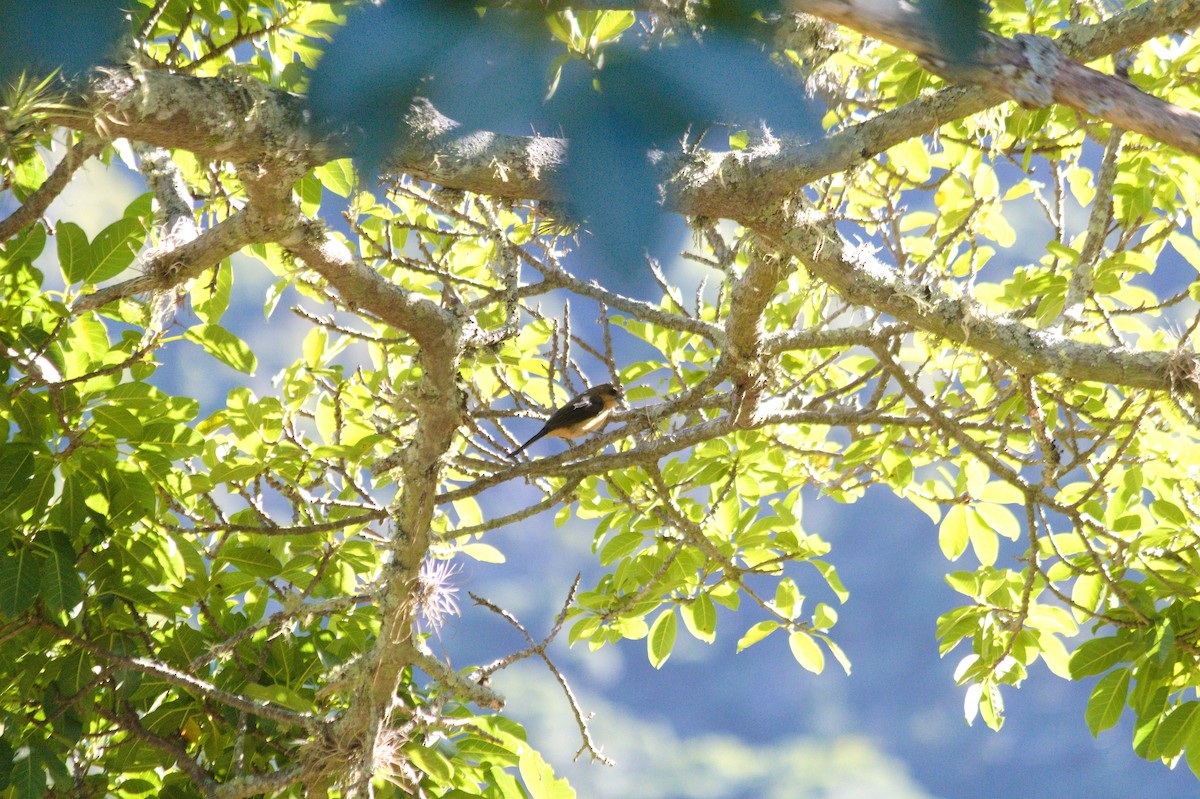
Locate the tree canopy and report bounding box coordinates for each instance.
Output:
[3,0,1200,797]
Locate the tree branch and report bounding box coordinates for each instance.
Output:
[406,640,506,711]
[757,203,1199,394]
[793,0,1200,156]
[0,135,104,242]
[96,704,218,797]
[71,206,264,311]
[44,0,1193,231]
[286,217,459,356]
[1062,126,1123,327]
[45,621,318,729]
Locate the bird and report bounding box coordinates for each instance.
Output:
[508,383,623,458]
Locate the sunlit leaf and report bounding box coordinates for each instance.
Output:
[1085,668,1130,736]
[788,630,824,674]
[648,608,677,668]
[185,324,257,374]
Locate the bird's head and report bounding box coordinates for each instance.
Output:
[593,383,623,409]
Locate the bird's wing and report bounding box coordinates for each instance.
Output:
[508,390,606,458]
[540,392,603,434]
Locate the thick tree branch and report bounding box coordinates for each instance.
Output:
[285,227,468,763]
[71,206,263,311]
[755,204,1197,393]
[723,250,792,425]
[673,0,1200,216]
[669,84,1001,218]
[1062,127,1123,327]
[798,0,1200,155]
[137,143,199,246]
[213,766,305,799]
[390,98,563,202]
[286,218,459,357]
[1058,0,1200,57]
[45,0,1195,227]
[55,66,325,166]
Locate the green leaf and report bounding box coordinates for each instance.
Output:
[453,497,483,529]
[789,630,825,674]
[264,278,287,319]
[1171,232,1200,272]
[0,547,42,617]
[53,473,93,535]
[1046,240,1079,264]
[296,172,323,215]
[1025,604,1077,636]
[939,504,969,561]
[193,263,233,324]
[966,508,998,567]
[812,602,838,630]
[1036,630,1072,678]
[599,530,642,566]
[773,577,802,619]
[0,444,37,514]
[1066,166,1094,206]
[14,455,55,518]
[736,620,778,652]
[593,10,635,41]
[185,323,257,374]
[681,593,716,643]
[9,751,46,799]
[545,52,570,100]
[241,683,317,714]
[1187,720,1200,779]
[647,608,677,668]
[974,502,1020,539]
[461,543,505,563]
[55,648,94,696]
[2,222,46,265]
[545,13,574,45]
[407,742,455,783]
[89,216,144,282]
[1149,618,1175,665]
[1085,668,1129,736]
[315,159,357,197]
[37,530,82,615]
[811,560,849,603]
[56,221,92,284]
[1070,573,1103,621]
[517,740,574,799]
[1069,635,1139,679]
[1151,499,1186,526]
[979,680,1005,731]
[891,138,930,183]
[1146,701,1200,760]
[216,545,282,579]
[822,635,852,675]
[92,405,144,441]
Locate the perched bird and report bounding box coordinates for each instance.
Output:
[508,383,623,458]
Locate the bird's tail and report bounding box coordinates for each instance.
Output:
[507,430,545,459]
